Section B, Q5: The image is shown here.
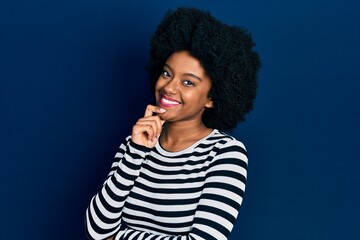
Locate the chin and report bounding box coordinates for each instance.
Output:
[159,115,167,121]
[157,112,168,121]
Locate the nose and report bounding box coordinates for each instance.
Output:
[163,78,179,94]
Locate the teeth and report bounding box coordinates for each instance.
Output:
[162,97,179,105]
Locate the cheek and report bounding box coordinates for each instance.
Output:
[195,90,212,106]
[154,78,165,91]
[154,79,162,99]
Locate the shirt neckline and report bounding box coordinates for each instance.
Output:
[155,129,218,156]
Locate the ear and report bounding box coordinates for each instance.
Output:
[205,99,214,108]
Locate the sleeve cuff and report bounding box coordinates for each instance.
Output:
[128,140,152,159]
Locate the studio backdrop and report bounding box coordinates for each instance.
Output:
[1,0,359,239]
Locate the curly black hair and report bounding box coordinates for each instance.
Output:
[147,7,261,131]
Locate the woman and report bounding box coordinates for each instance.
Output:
[85,7,260,240]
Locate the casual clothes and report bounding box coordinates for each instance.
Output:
[85,129,248,240]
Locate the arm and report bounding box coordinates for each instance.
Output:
[113,139,248,240]
[85,105,166,240]
[85,139,151,240]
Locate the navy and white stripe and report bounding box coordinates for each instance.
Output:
[85,129,248,240]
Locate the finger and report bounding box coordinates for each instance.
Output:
[135,120,161,140]
[137,117,163,135]
[136,116,163,138]
[144,104,166,117]
[133,124,156,141]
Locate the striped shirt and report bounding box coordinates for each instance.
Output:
[85,129,248,240]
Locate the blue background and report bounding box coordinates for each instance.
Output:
[1,0,359,239]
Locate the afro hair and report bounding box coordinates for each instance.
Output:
[147,7,261,131]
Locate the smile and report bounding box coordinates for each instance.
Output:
[159,95,181,108]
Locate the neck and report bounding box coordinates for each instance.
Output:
[160,120,213,151]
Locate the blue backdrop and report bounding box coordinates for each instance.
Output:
[1,0,359,239]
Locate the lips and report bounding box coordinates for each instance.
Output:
[159,94,181,108]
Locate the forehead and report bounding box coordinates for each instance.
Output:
[165,51,206,75]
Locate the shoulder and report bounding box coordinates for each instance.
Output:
[209,130,248,165]
[210,130,246,151]
[205,130,248,185]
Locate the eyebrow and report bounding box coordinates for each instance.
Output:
[164,63,202,82]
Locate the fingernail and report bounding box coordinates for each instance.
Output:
[159,108,166,113]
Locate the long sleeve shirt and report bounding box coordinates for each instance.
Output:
[85,129,248,240]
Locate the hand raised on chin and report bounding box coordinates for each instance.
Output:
[131,104,166,148]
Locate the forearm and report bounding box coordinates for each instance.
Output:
[86,140,150,240]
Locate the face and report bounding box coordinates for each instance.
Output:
[155,51,213,124]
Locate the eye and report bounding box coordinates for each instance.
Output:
[182,80,195,86]
[161,70,171,78]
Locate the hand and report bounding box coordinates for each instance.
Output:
[131,105,166,148]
